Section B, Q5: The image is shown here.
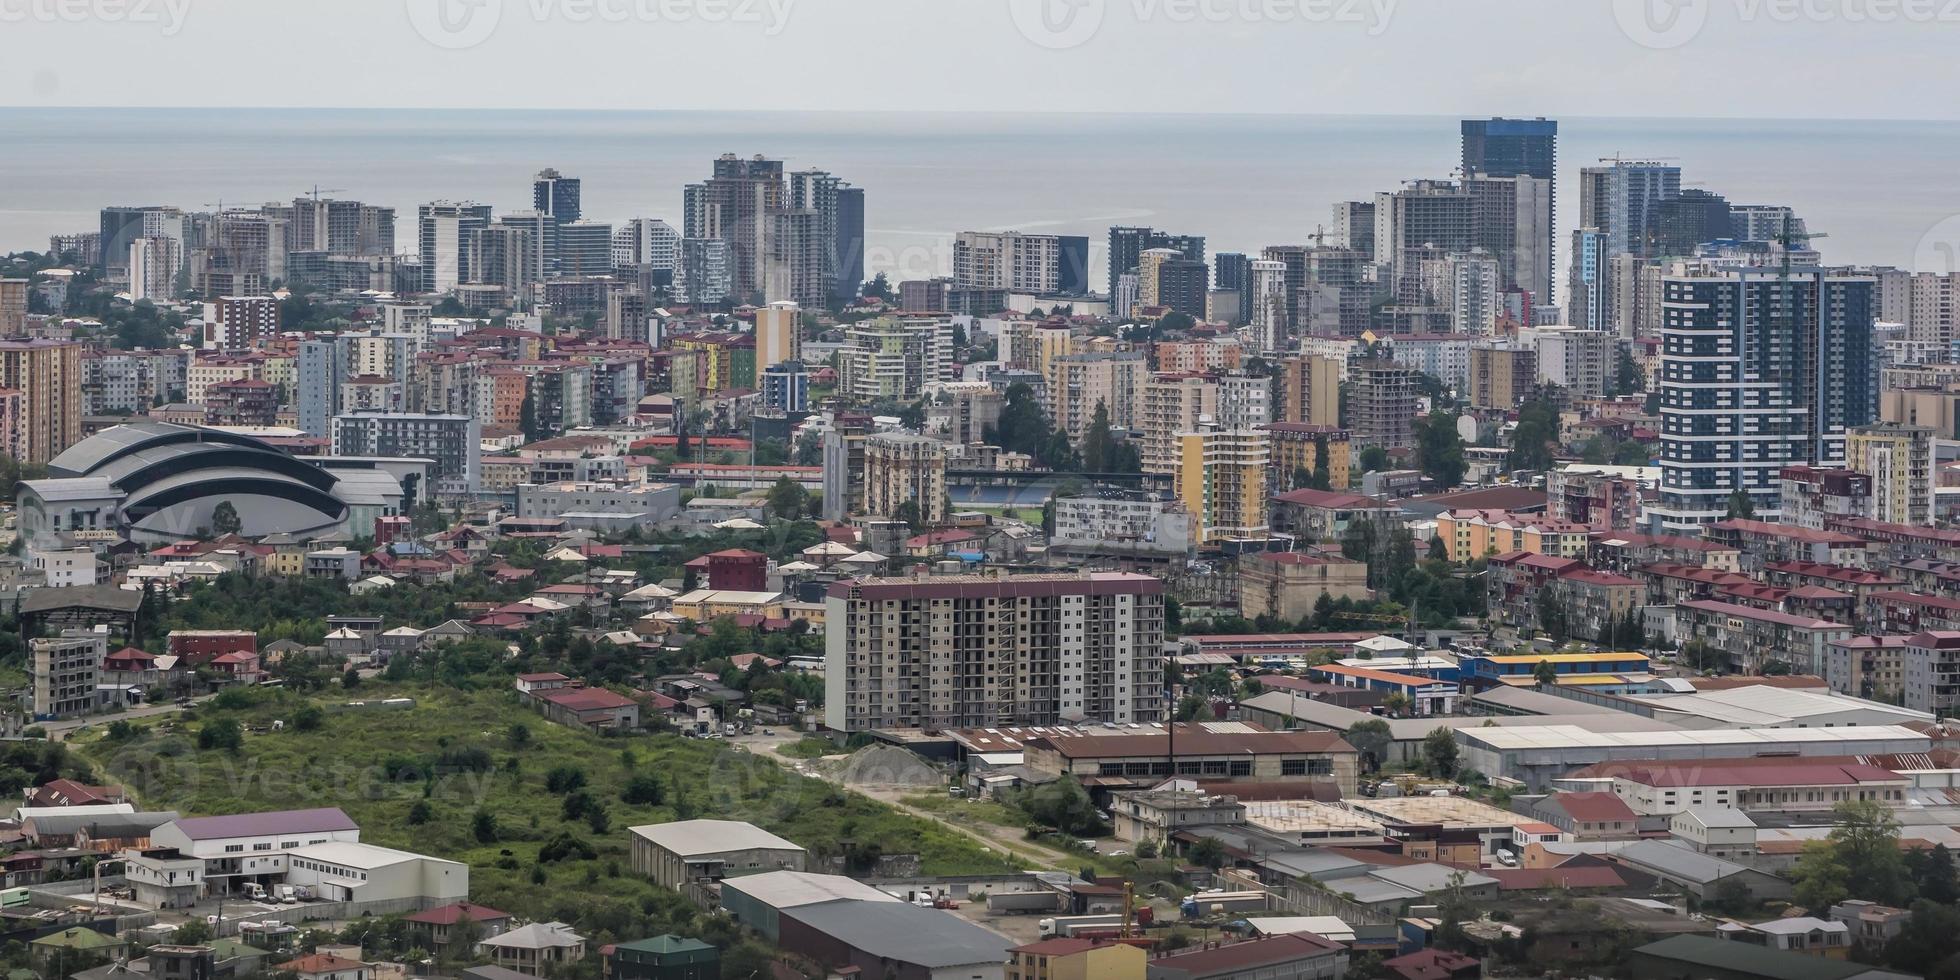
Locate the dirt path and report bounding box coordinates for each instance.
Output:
[734,734,1079,870]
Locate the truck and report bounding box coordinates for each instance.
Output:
[242,882,267,900]
[1181,890,1271,919]
[987,891,1061,915]
[276,885,298,905]
[1037,914,1124,938]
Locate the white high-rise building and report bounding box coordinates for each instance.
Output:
[128,237,180,302]
[1247,259,1290,353]
[613,218,681,276]
[1450,252,1503,335]
[952,231,1063,293]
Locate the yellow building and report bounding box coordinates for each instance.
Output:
[1174,427,1269,544]
[670,589,785,622]
[1436,508,1591,562]
[1846,423,1933,526]
[1264,423,1352,492]
[1278,354,1342,427]
[1141,374,1218,475]
[1008,939,1147,980]
[0,339,83,464]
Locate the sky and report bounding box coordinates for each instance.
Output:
[3,0,1960,118]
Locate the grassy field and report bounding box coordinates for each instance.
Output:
[72,682,1021,944]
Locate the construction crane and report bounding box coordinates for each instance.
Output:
[303,185,348,203]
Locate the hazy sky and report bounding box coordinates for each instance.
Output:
[4,0,1959,117]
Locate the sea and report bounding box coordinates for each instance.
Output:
[4,108,1960,289]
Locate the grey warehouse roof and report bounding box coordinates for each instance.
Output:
[780,900,1010,968]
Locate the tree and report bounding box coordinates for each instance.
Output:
[767,476,810,520]
[292,704,324,732]
[1346,719,1392,774]
[1310,436,1333,490]
[471,808,498,843]
[1422,727,1459,779]
[1427,536,1448,562]
[1083,401,1117,473]
[407,800,433,825]
[1535,589,1570,643]
[519,390,541,443]
[1533,660,1559,688]
[1726,489,1757,520]
[793,430,823,466]
[197,718,243,753]
[1507,396,1563,471]
[1189,836,1227,870]
[892,500,924,535]
[211,501,243,536]
[862,271,891,300]
[1792,800,1911,911]
[622,773,665,806]
[1358,445,1390,474]
[1912,843,1958,905]
[1412,412,1467,488]
[507,722,531,748]
[1016,777,1103,836]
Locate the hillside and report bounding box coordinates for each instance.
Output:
[72,682,1019,945]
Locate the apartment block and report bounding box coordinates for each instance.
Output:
[861,433,948,527]
[822,573,1167,732]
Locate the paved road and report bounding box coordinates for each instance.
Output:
[41,694,220,742]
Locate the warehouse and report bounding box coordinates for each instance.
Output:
[283,841,469,906]
[717,870,900,942]
[777,899,1009,980]
[629,820,806,895]
[1456,725,1931,791]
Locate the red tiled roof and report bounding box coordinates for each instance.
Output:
[1575,757,1905,788]
[1149,934,1342,971]
[1271,488,1393,509]
[1486,867,1624,892]
[404,901,511,926]
[1709,519,1866,546]
[1382,949,1482,980]
[1544,791,1635,822]
[537,687,638,712]
[277,955,366,974]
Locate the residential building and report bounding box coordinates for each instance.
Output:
[1140,374,1217,475]
[823,572,1166,731]
[953,231,1066,294]
[683,154,785,300]
[1276,355,1341,427]
[333,412,481,492]
[1008,939,1147,980]
[478,923,587,977]
[1047,352,1146,445]
[1238,553,1370,620]
[1530,326,1614,399]
[1350,359,1418,450]
[31,627,104,720]
[835,317,953,402]
[861,433,948,526]
[1903,629,1960,716]
[1777,467,1872,531]
[754,301,800,374]
[1650,266,1876,533]
[0,339,83,463]
[1467,342,1536,411]
[605,936,718,980]
[418,202,495,293]
[1674,600,1855,675]
[1438,509,1590,562]
[1845,423,1932,525]
[1174,427,1270,544]
[1049,490,1198,558]
[1825,635,1910,701]
[1579,160,1680,259]
[1263,424,1350,493]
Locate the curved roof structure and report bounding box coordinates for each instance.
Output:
[38,423,353,541]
